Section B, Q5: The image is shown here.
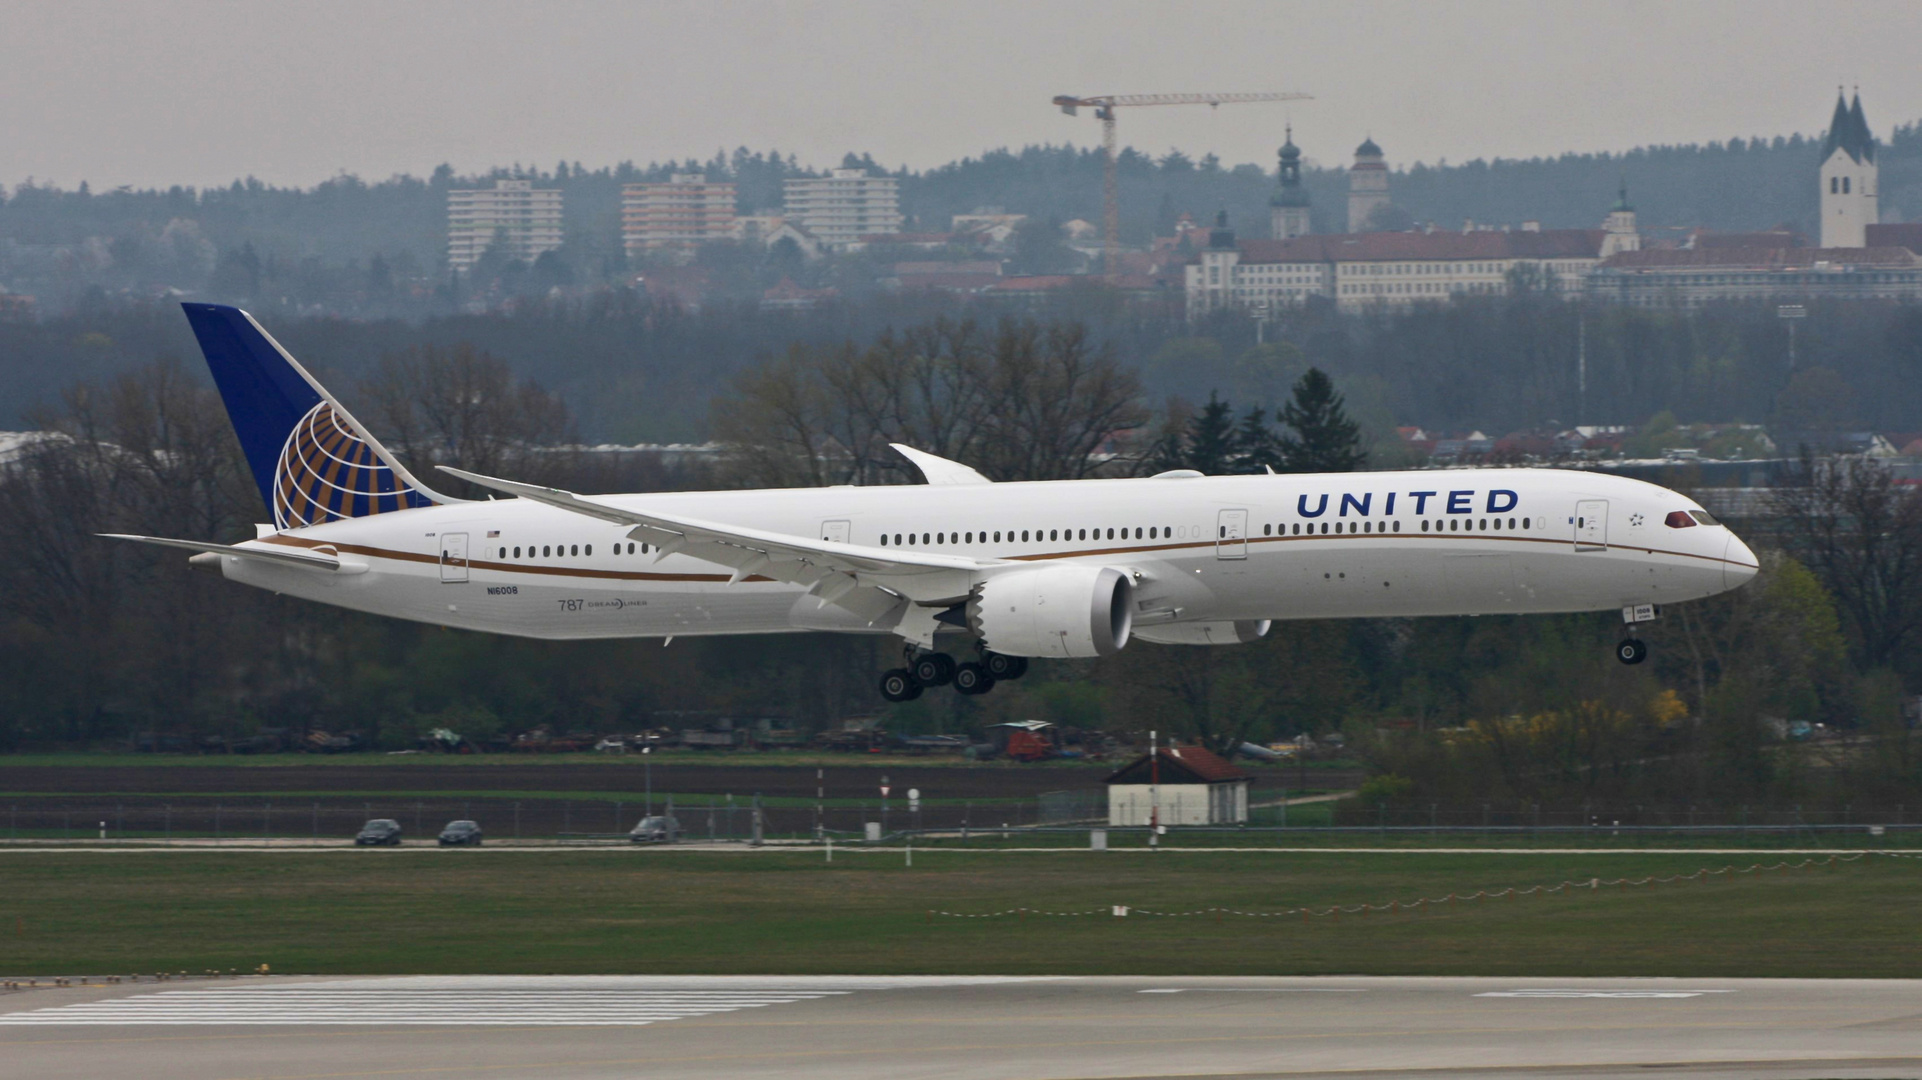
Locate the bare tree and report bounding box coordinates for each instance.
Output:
[1772,453,1922,674]
[711,316,1146,487]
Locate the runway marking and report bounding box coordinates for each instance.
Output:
[1139,989,1369,994]
[1475,989,1737,999]
[0,976,1048,1027]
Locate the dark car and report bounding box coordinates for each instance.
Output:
[628,815,681,843]
[437,820,483,846]
[355,819,403,846]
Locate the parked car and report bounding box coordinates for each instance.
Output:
[355,819,403,846]
[628,815,681,843]
[437,820,483,846]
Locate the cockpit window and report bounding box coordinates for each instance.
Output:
[1664,511,1697,529]
[1689,510,1719,526]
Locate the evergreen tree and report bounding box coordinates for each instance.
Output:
[1231,405,1285,473]
[1184,393,1239,474]
[1279,368,1366,473]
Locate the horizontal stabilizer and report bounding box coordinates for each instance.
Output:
[99,533,347,572]
[891,444,992,485]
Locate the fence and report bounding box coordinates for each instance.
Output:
[4,797,1918,844]
[0,796,1047,844]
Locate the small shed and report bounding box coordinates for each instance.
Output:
[1104,744,1250,826]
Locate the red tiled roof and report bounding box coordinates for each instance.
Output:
[1600,246,1922,270]
[1228,229,1603,265]
[1104,744,1249,785]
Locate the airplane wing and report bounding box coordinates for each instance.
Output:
[100,533,349,571]
[435,468,984,619]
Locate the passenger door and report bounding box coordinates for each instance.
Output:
[1573,500,1608,552]
[1216,509,1248,560]
[439,532,470,582]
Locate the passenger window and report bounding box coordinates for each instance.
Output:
[513,546,521,557]
[994,531,1001,542]
[1393,521,1401,532]
[1421,521,1429,532]
[571,545,579,556]
[1078,529,1086,540]
[585,545,592,556]
[1149,527,1157,539]
[1021,530,1029,541]
[542,545,551,557]
[497,548,505,558]
[1264,524,1272,536]
[1508,518,1516,530]
[881,534,889,546]
[1522,517,1530,529]
[922,533,930,544]
[1049,529,1058,541]
[965,532,972,543]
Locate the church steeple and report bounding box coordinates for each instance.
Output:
[1820,86,1878,247]
[1270,124,1314,240]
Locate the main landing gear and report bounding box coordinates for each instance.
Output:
[879,646,1028,701]
[1615,638,1648,666]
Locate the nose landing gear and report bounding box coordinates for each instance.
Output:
[1615,603,1657,665]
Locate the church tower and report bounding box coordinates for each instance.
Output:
[1819,89,1877,248]
[1347,136,1389,233]
[1601,179,1640,258]
[1270,126,1312,240]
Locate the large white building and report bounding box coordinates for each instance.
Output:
[446,179,564,271]
[621,174,737,255]
[782,168,902,250]
[1819,90,1878,248]
[1188,211,1607,317]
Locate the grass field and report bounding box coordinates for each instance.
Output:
[2,848,1915,978]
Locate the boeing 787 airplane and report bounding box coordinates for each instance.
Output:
[107,304,1758,700]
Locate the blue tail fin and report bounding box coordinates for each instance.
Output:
[181,303,447,529]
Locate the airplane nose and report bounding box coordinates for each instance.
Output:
[1723,534,1759,591]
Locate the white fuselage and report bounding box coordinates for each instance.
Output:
[219,468,1757,641]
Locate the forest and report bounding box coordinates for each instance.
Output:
[2,309,1920,812]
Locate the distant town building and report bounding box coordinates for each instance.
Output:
[1270,126,1312,240]
[621,174,737,255]
[781,168,902,250]
[1600,181,1641,258]
[1586,246,1922,307]
[732,212,787,244]
[1347,137,1390,232]
[1819,90,1878,248]
[446,179,564,271]
[1186,211,1606,317]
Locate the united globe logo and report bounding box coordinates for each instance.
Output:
[272,402,430,529]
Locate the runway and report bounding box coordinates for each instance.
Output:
[2,974,1917,1079]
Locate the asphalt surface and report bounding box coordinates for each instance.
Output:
[1,975,1916,1079]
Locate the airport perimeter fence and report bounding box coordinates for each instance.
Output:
[0,796,1057,844]
[5,796,1922,844]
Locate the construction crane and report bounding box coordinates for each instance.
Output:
[1052,92,1313,277]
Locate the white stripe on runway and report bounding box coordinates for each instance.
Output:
[0,976,1047,1026]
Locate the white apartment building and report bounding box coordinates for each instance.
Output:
[782,168,902,249]
[621,174,738,255]
[446,179,564,271]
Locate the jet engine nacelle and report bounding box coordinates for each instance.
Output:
[968,565,1133,659]
[1129,620,1271,646]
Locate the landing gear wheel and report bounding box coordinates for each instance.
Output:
[1616,638,1647,666]
[879,668,923,701]
[981,652,1028,681]
[953,662,996,696]
[911,653,956,687]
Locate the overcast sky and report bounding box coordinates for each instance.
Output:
[5,0,1918,191]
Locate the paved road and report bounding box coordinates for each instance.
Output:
[2,975,1917,1079]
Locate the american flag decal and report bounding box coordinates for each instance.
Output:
[273,401,433,529]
